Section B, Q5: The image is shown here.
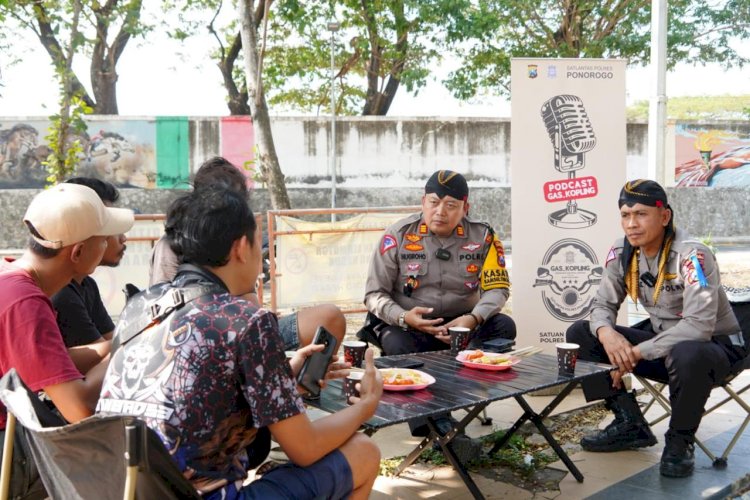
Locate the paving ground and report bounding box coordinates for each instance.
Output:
[266,246,750,499]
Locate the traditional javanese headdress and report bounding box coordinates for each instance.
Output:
[618,180,675,306]
[425,170,469,201]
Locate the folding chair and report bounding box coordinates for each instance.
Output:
[0,369,200,500]
[635,288,750,468]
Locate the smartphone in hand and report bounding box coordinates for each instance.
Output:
[296,326,337,397]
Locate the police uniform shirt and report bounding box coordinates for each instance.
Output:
[364,213,510,326]
[590,228,740,360]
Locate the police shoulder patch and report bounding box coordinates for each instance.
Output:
[605,246,617,267]
[380,234,397,254]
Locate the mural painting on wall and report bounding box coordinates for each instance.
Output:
[0,120,156,188]
[0,122,50,187]
[675,124,750,187]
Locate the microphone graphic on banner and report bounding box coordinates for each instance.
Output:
[541,94,598,228]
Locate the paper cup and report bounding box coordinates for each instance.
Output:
[449,327,472,356]
[556,342,580,376]
[342,371,364,404]
[343,340,367,368]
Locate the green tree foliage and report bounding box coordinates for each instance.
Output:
[264,0,453,115]
[444,0,750,100]
[207,0,750,115]
[0,0,146,114]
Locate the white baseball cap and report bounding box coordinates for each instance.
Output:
[24,183,135,249]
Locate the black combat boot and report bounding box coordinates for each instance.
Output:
[581,391,657,452]
[660,429,695,478]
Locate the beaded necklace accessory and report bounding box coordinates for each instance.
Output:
[625,234,673,307]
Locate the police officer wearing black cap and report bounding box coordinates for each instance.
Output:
[363,170,516,440]
[566,179,744,478]
[364,170,516,356]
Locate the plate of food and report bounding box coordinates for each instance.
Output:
[379,368,436,391]
[456,350,521,371]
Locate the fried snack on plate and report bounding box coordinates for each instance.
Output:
[466,349,485,361]
[476,355,511,365]
[382,369,422,385]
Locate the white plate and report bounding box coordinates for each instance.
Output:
[379,368,436,391]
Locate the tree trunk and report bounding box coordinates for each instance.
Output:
[361,1,407,116]
[31,2,96,109]
[29,0,143,115]
[88,0,142,115]
[220,33,251,116]
[90,44,119,114]
[237,0,291,210]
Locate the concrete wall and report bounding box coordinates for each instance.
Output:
[274,117,515,185]
[1,116,747,248]
[1,186,746,250]
[2,116,652,188]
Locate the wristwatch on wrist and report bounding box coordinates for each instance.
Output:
[398,311,408,330]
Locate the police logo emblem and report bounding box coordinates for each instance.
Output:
[528,64,538,79]
[405,233,422,243]
[466,264,479,273]
[462,243,481,252]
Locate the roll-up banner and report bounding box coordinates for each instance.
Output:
[511,58,627,350]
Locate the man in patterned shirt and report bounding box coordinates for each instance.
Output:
[98,186,383,499]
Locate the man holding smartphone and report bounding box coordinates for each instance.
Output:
[98,186,384,500]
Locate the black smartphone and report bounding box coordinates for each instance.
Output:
[374,357,424,369]
[296,326,337,397]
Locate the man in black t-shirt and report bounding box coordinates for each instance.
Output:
[52,178,127,357]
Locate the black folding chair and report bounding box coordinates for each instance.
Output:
[635,288,750,467]
[0,369,199,500]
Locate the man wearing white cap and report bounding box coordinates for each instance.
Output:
[0,183,134,499]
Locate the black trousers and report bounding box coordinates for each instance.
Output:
[0,425,46,500]
[378,312,517,356]
[566,319,744,434]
